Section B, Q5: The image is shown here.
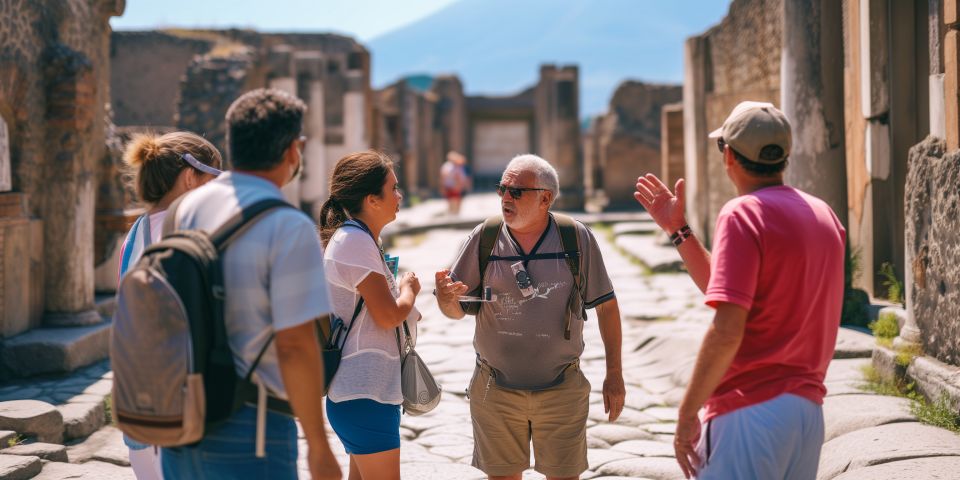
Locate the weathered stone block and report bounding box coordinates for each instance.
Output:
[905,137,960,364]
[0,117,9,192]
[0,400,63,444]
[1,323,111,378]
[818,422,960,479]
[58,401,105,441]
[0,454,42,480]
[596,457,684,480]
[945,0,959,26]
[1,217,32,338]
[833,327,874,359]
[33,460,136,479]
[832,456,960,479]
[822,394,915,441]
[2,442,67,462]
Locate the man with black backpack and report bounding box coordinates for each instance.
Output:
[434,154,625,480]
[156,88,341,479]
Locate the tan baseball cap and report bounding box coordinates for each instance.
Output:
[708,101,792,164]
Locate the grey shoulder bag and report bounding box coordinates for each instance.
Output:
[395,320,442,415]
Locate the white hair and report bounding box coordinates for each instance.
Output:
[503,154,560,205]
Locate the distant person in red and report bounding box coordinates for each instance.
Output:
[634,101,845,480]
[441,150,470,215]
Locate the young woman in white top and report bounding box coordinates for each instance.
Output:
[116,131,222,480]
[319,151,421,480]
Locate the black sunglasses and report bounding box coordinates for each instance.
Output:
[717,137,726,154]
[495,183,549,200]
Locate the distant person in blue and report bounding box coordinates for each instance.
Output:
[318,151,423,480]
[117,131,223,480]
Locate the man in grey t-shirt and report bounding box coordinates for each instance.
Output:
[435,154,625,480]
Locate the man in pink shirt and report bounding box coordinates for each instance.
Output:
[634,101,845,480]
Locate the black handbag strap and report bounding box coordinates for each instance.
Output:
[332,298,366,348]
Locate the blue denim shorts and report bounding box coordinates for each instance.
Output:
[326,397,401,455]
[161,406,298,480]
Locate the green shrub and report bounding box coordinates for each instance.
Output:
[869,311,900,340]
[879,262,905,305]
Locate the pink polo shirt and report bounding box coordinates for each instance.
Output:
[703,185,846,421]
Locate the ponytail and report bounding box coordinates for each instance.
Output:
[319,197,348,248]
[318,151,393,248]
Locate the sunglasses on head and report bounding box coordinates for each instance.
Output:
[495,183,549,200]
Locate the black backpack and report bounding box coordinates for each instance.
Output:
[111,197,297,446]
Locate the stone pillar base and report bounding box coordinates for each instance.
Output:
[43,309,102,327]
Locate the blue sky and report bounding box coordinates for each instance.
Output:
[110,0,459,40]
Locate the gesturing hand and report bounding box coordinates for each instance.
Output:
[434,269,468,304]
[633,174,687,235]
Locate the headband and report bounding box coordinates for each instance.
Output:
[182,153,223,176]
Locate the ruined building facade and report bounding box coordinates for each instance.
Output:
[671,0,960,405]
[374,66,585,210]
[0,0,125,378]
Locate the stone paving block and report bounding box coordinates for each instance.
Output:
[833,328,874,359]
[641,406,678,422]
[641,423,677,435]
[66,425,125,465]
[416,433,471,448]
[818,422,960,479]
[0,400,63,443]
[590,406,659,427]
[401,414,450,434]
[589,448,635,469]
[824,358,871,383]
[34,460,136,479]
[591,477,656,480]
[59,401,106,441]
[831,455,960,479]
[612,222,658,236]
[3,441,68,461]
[428,443,474,460]
[597,457,684,480]
[401,461,486,478]
[588,424,655,445]
[1,323,111,377]
[0,454,42,480]
[822,394,916,441]
[615,234,684,273]
[824,380,872,397]
[611,439,675,458]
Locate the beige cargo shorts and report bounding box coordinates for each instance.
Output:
[467,360,591,477]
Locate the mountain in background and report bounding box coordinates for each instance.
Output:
[368,0,730,117]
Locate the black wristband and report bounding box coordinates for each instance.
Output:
[670,225,692,246]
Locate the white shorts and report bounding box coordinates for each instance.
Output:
[695,393,824,480]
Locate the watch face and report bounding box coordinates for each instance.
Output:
[515,270,533,290]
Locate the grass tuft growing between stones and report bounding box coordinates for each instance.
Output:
[860,365,960,434]
[869,311,900,341]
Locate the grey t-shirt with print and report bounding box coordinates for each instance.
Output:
[449,214,615,390]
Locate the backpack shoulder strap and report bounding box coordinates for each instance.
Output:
[210,198,297,250]
[552,213,581,279]
[478,216,503,282]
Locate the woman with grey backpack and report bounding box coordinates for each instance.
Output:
[116,131,223,479]
[318,151,425,480]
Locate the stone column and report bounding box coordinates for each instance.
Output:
[344,68,368,153]
[0,117,9,192]
[535,65,583,210]
[39,46,100,327]
[294,52,327,219]
[683,37,711,244]
[781,0,848,228]
[661,103,685,193]
[267,46,301,207]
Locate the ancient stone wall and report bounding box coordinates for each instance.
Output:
[0,0,123,331]
[595,81,681,209]
[110,32,213,127]
[684,0,783,244]
[905,136,960,364]
[661,103,685,192]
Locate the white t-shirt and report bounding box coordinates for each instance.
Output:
[173,172,332,399]
[324,225,419,404]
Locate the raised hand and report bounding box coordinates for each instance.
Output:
[434,269,468,303]
[634,174,687,234]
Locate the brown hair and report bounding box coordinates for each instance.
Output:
[123,131,222,204]
[318,151,394,247]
